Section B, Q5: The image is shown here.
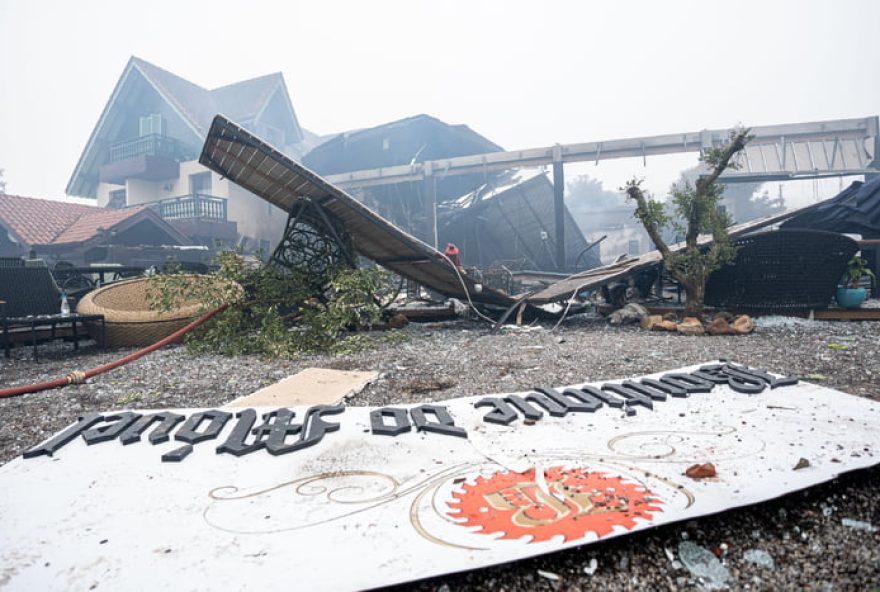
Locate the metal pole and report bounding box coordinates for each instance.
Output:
[552,146,565,271]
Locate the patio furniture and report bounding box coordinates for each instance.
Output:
[0,267,105,359]
[704,229,859,312]
[0,257,24,268]
[76,275,238,347]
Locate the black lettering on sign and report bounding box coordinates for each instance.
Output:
[119,412,186,445]
[81,412,141,445]
[557,388,602,413]
[691,364,732,385]
[697,364,765,394]
[370,408,411,436]
[22,413,104,459]
[579,384,625,408]
[162,445,193,463]
[263,405,345,455]
[164,409,232,461]
[602,383,654,410]
[216,409,265,456]
[639,378,688,398]
[474,397,518,425]
[252,408,300,445]
[410,405,467,438]
[174,410,233,444]
[659,373,713,393]
[503,395,544,421]
[620,380,668,401]
[725,363,799,389]
[526,390,568,417]
[526,389,568,417]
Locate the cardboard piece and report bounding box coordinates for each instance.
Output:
[227,367,378,408]
[2,361,879,591]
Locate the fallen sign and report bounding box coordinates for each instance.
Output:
[2,362,879,591]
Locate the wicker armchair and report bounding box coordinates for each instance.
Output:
[705,229,858,312]
[76,275,241,347]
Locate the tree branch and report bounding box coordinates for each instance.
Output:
[695,129,751,195]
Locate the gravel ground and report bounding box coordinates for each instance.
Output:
[1,315,879,591]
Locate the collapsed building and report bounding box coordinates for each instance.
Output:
[302,114,599,273]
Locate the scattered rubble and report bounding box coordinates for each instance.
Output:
[678,541,732,589]
[685,463,718,479]
[793,458,811,470]
[841,518,878,532]
[676,317,705,336]
[583,558,598,576]
[609,303,648,326]
[1,318,878,591]
[742,548,775,569]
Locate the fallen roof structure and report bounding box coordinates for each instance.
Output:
[781,175,880,238]
[200,115,860,311]
[199,115,517,307]
[440,170,601,271]
[524,200,830,304]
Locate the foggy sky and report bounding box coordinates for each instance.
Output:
[1,0,878,203]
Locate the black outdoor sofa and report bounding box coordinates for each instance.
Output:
[704,229,858,312]
[0,266,105,359]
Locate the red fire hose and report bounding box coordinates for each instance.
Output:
[0,305,228,399]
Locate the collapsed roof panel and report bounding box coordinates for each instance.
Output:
[440,170,601,271]
[199,115,517,307]
[524,200,831,304]
[781,176,880,238]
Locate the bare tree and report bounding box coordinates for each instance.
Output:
[623,129,751,317]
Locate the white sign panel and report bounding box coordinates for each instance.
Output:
[1,362,879,591]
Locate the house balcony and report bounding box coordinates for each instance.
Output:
[99,134,193,184]
[148,194,238,244]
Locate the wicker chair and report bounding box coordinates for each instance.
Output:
[705,229,858,312]
[76,276,239,347]
[0,267,105,358]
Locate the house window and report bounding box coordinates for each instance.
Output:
[382,138,390,151]
[189,172,212,196]
[108,189,126,209]
[139,113,165,137]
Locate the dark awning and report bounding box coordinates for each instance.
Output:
[781,176,880,238]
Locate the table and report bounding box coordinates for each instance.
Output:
[52,266,144,291]
[2,313,106,360]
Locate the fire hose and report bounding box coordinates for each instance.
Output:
[0,305,228,399]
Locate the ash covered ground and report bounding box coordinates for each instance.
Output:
[1,316,878,590]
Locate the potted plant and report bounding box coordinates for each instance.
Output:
[836,256,876,309]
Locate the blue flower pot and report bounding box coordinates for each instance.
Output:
[836,287,867,309]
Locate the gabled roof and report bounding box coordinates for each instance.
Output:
[303,114,503,175]
[67,57,303,197]
[0,194,101,245]
[0,194,188,247]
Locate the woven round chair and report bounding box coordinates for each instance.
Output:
[76,276,239,347]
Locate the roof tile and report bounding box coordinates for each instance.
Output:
[0,194,144,246]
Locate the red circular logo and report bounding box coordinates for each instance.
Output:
[447,466,663,543]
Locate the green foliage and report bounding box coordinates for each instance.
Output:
[844,256,877,288]
[623,128,751,315]
[147,251,397,358]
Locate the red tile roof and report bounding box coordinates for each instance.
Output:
[0,194,145,246]
[52,206,146,244]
